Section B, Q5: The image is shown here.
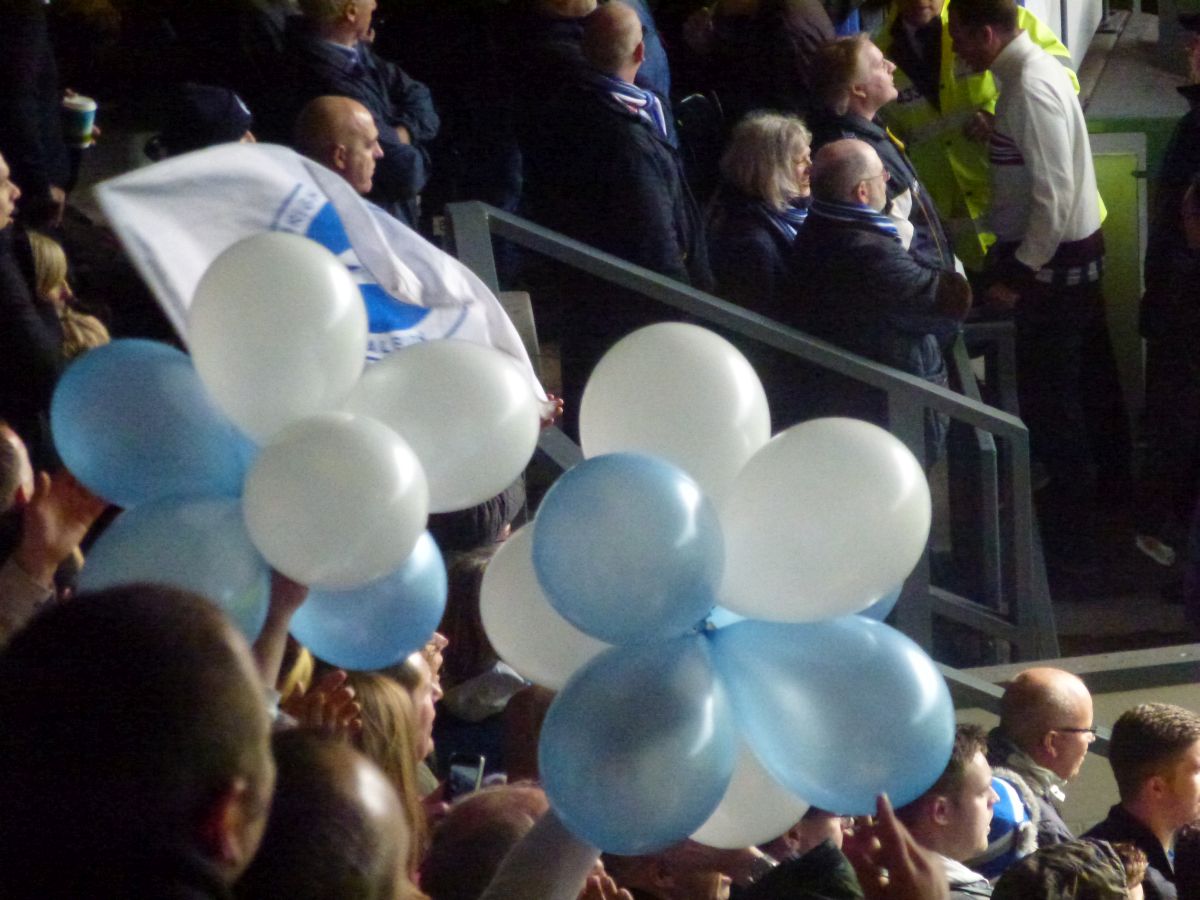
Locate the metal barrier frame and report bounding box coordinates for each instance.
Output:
[446,201,1059,661]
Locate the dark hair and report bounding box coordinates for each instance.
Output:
[0,585,271,892]
[949,0,1019,32]
[1109,703,1200,800]
[896,724,987,822]
[439,546,499,689]
[236,729,422,900]
[420,784,548,900]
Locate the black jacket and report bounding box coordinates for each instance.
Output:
[1141,82,1200,343]
[1084,804,1177,900]
[789,206,958,383]
[281,22,440,226]
[522,69,709,289]
[707,186,801,320]
[0,225,62,467]
[0,0,70,209]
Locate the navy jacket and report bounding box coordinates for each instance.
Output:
[707,186,800,319]
[522,70,709,290]
[811,111,955,272]
[283,22,440,226]
[790,207,958,383]
[1084,804,1177,900]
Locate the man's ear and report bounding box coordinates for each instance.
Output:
[930,795,953,827]
[1145,773,1169,804]
[634,39,646,66]
[342,0,359,24]
[198,777,255,869]
[331,143,349,172]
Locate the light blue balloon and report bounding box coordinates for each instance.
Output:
[51,339,255,508]
[77,496,270,640]
[859,586,902,622]
[706,606,746,629]
[532,453,723,644]
[539,634,738,854]
[711,617,955,815]
[290,532,448,671]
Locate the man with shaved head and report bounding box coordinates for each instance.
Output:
[282,0,439,227]
[788,139,970,460]
[521,0,709,434]
[987,667,1095,847]
[294,95,385,195]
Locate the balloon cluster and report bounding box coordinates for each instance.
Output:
[51,233,543,669]
[480,323,955,854]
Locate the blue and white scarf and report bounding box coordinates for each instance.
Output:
[762,197,811,242]
[599,74,669,140]
[809,198,901,244]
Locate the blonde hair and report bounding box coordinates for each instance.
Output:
[28,231,110,359]
[813,33,872,116]
[720,111,812,210]
[346,672,430,877]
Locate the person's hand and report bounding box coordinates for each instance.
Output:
[984,281,1020,312]
[843,794,949,900]
[422,780,451,824]
[268,570,309,618]
[46,186,67,228]
[1184,183,1200,251]
[395,124,411,144]
[541,393,565,429]
[578,872,633,900]
[281,668,363,738]
[963,110,994,142]
[16,470,107,588]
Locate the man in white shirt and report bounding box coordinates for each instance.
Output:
[949,0,1131,566]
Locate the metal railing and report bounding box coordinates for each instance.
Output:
[445,201,1059,661]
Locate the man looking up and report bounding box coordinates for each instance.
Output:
[1084,703,1200,899]
[810,33,957,274]
[294,95,385,195]
[949,0,1130,567]
[895,724,999,898]
[986,667,1095,847]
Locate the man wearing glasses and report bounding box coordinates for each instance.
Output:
[984,667,1095,855]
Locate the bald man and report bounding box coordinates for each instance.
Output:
[293,95,385,195]
[788,139,969,457]
[520,0,709,434]
[986,667,1095,847]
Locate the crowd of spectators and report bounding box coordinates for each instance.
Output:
[2,0,1200,896]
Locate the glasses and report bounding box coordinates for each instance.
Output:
[860,168,890,185]
[1055,726,1098,741]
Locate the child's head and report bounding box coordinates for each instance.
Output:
[28,231,71,306]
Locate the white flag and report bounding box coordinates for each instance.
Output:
[95,142,540,389]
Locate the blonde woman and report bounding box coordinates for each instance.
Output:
[28,231,108,359]
[347,671,434,885]
[706,111,812,319]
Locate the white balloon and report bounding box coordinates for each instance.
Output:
[189,232,367,442]
[720,417,931,622]
[243,412,429,590]
[479,526,609,690]
[692,744,810,849]
[580,323,771,502]
[345,340,541,513]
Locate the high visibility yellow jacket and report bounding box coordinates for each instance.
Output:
[874,2,1077,269]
